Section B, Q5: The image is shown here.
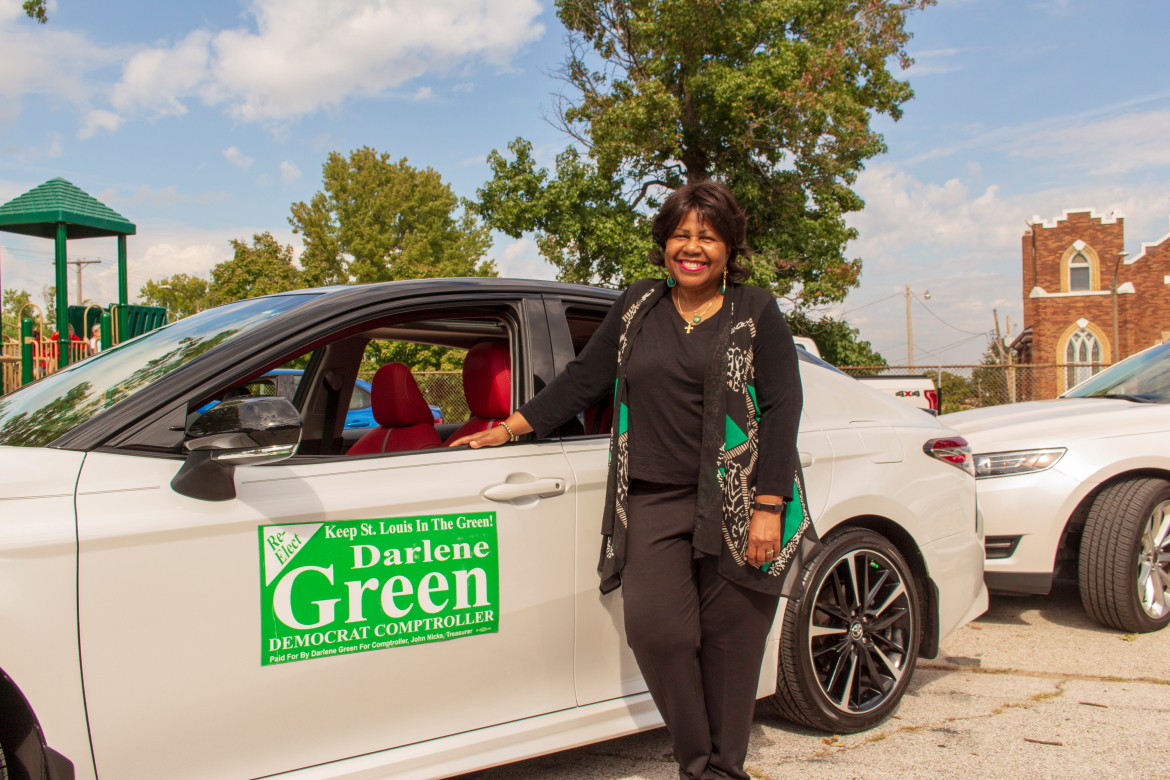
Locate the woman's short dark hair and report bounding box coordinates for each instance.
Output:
[650,180,751,283]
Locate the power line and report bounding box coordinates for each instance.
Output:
[914,331,991,361]
[840,291,902,316]
[911,292,987,335]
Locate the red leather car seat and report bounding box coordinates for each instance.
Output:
[583,398,613,435]
[446,341,511,443]
[347,363,443,455]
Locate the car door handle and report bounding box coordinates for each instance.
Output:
[482,479,568,502]
[799,451,814,467]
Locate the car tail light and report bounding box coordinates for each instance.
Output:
[924,389,940,414]
[924,437,973,476]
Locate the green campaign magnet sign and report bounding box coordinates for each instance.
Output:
[259,513,499,666]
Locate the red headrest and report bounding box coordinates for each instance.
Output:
[463,341,511,419]
[369,363,434,428]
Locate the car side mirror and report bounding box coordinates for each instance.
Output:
[171,397,302,502]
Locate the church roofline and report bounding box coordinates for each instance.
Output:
[1027,207,1124,229]
[1126,230,1170,265]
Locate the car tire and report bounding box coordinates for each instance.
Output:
[1079,477,1170,633]
[771,527,921,733]
[0,740,8,780]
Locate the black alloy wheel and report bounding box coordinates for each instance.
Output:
[1079,477,1170,633]
[772,528,921,733]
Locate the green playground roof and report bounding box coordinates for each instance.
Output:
[0,177,136,240]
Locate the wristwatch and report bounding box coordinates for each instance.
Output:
[752,500,784,512]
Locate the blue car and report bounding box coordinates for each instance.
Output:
[199,369,443,428]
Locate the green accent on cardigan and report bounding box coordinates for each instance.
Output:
[618,402,629,435]
[724,414,748,451]
[747,384,760,421]
[783,485,802,545]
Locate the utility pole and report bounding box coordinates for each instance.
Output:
[993,309,1004,363]
[66,257,101,306]
[1111,250,1129,364]
[905,284,915,367]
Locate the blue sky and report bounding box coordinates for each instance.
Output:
[1,0,1168,363]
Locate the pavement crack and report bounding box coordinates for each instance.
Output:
[746,678,1071,776]
[918,661,1170,686]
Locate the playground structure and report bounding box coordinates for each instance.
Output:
[0,178,166,394]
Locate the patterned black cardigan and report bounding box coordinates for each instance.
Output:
[522,278,820,596]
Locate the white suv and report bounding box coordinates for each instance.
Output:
[945,341,1170,633]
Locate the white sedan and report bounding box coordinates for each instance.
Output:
[0,279,985,780]
[944,341,1170,633]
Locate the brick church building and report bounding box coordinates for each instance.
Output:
[1013,208,1170,398]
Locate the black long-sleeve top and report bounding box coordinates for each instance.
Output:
[520,285,803,499]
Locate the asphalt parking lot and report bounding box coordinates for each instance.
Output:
[454,584,1170,780]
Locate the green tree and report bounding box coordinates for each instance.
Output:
[23,0,47,24]
[476,141,655,286]
[477,0,931,304]
[139,274,213,320]
[786,310,886,367]
[41,285,56,331]
[290,147,495,285]
[3,289,34,341]
[210,232,302,305]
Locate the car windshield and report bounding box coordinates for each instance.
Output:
[0,295,314,447]
[1063,340,1170,403]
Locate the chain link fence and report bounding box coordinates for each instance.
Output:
[356,369,470,424]
[839,364,1108,414]
[412,372,468,424]
[1,346,1108,419]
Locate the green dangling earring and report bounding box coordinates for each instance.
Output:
[720,268,727,295]
[666,276,676,288]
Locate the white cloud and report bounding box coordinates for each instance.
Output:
[905,48,963,77]
[492,236,557,280]
[77,109,122,139]
[452,82,474,93]
[413,86,434,101]
[1008,107,1170,174]
[0,2,127,125]
[279,160,301,184]
[111,29,212,118]
[223,146,254,170]
[131,184,187,206]
[107,0,544,125]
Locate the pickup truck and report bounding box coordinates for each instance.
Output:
[792,338,940,415]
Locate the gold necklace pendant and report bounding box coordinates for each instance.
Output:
[673,288,720,334]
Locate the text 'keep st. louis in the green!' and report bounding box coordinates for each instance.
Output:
[259,513,499,665]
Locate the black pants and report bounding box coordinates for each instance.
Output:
[622,482,781,780]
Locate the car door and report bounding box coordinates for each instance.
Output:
[74,296,577,780]
[540,294,644,706]
[553,310,839,705]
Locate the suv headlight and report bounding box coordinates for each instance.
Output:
[973,448,1066,479]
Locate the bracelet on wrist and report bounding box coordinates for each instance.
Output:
[752,500,784,512]
[498,421,516,442]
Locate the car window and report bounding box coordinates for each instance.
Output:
[0,295,313,447]
[349,386,371,410]
[558,307,609,438]
[1063,341,1170,402]
[197,307,518,458]
[242,379,278,397]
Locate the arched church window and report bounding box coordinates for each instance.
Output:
[1068,252,1091,291]
[1065,327,1101,388]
